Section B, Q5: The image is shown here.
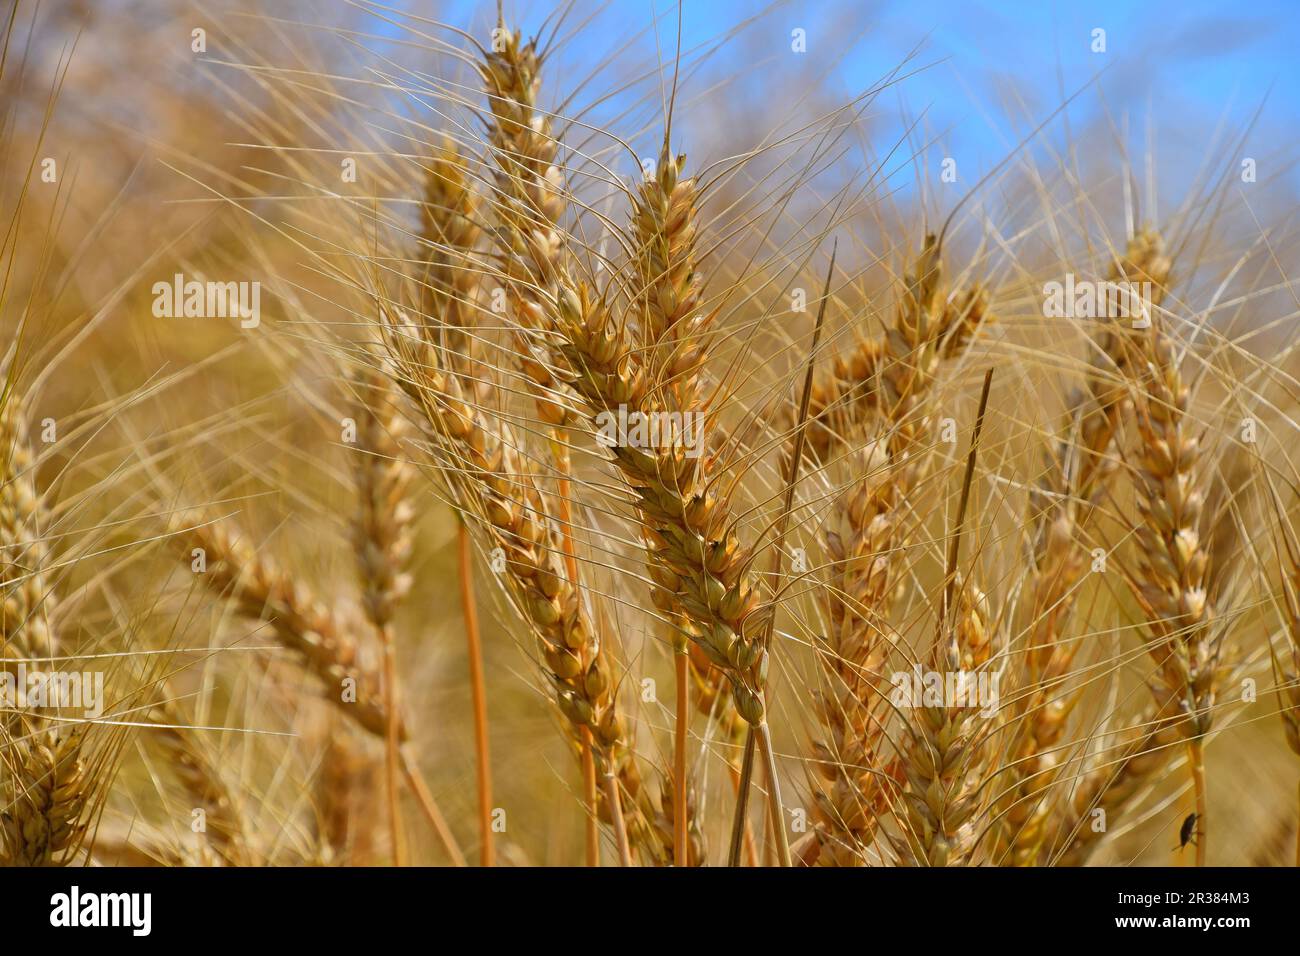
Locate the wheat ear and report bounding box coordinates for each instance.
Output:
[170,502,470,864]
[419,139,484,369]
[801,284,989,459]
[896,368,995,866]
[811,239,986,863]
[148,695,251,865]
[480,24,620,863]
[0,724,93,866]
[1118,229,1220,865]
[378,306,660,864]
[2,401,58,673]
[630,145,715,865]
[351,369,416,864]
[171,513,399,739]
[549,279,768,709]
[995,236,1172,865]
[417,142,497,866]
[0,400,94,867]
[315,722,378,864]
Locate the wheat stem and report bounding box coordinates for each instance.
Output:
[756,720,791,866]
[673,648,689,865]
[580,728,599,866]
[1189,736,1207,866]
[457,520,495,867]
[601,770,633,866]
[728,732,757,866]
[381,627,407,866]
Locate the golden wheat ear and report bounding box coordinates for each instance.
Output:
[991,237,1171,866]
[168,513,399,739]
[808,240,988,865]
[1108,229,1224,866]
[145,694,253,866]
[375,301,660,865]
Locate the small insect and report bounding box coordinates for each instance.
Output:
[1173,812,1199,852]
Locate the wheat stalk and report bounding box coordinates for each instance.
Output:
[350,369,416,865]
[171,513,398,738]
[377,304,664,864]
[994,233,1174,865]
[1117,229,1223,865]
[148,695,252,866]
[416,141,498,866]
[809,239,988,863]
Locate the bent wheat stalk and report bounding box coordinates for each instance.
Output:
[171,514,399,739]
[167,513,465,865]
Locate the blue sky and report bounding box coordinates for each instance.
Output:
[359,0,1299,205]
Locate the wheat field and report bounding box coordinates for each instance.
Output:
[2,0,1299,869]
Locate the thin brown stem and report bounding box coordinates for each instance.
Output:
[940,367,994,635]
[674,648,689,866]
[458,521,495,867]
[726,758,758,866]
[381,627,406,866]
[1189,736,1207,867]
[728,728,757,866]
[756,719,791,866]
[602,771,633,867]
[763,802,776,867]
[581,728,599,867]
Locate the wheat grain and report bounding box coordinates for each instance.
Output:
[170,512,398,739]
